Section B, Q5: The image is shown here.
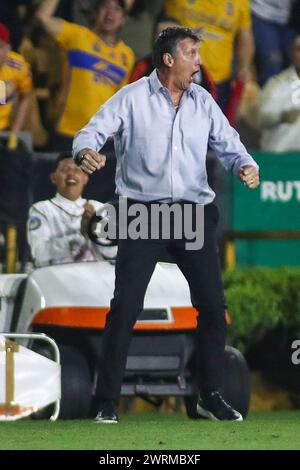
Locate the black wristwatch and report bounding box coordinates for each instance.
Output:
[74,152,84,166]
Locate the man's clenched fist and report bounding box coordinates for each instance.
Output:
[239,165,260,189]
[78,148,106,174]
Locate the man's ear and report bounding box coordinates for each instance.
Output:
[163,52,174,68]
[122,12,127,26]
[50,172,56,185]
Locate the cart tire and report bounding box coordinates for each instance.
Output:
[184,395,199,419]
[184,346,250,419]
[31,344,92,419]
[220,346,250,418]
[59,345,92,419]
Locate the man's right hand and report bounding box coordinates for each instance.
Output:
[79,148,106,175]
[81,202,96,239]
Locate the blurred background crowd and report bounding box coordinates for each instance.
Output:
[1,0,300,153]
[1,0,300,272]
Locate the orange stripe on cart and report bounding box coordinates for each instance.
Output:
[32,306,199,330]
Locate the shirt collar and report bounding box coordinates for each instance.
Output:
[291,65,300,81]
[54,193,85,210]
[149,69,196,100]
[149,69,163,95]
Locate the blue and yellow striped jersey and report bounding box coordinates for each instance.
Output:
[165,0,251,83]
[55,21,135,137]
[0,50,32,130]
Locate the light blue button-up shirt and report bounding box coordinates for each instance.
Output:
[73,70,258,204]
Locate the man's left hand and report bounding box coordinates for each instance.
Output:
[239,165,260,189]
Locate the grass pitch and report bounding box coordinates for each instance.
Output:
[0,411,300,450]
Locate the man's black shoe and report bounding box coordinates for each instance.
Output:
[197,391,243,421]
[94,401,119,424]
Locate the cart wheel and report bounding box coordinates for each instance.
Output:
[31,344,92,419]
[59,345,92,419]
[184,345,250,419]
[220,345,250,418]
[184,395,199,419]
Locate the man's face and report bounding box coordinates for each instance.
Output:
[170,38,202,90]
[0,39,10,66]
[96,0,126,36]
[292,36,300,73]
[50,158,88,201]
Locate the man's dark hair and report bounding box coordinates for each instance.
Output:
[153,27,200,69]
[52,152,73,172]
[97,0,127,11]
[152,14,180,44]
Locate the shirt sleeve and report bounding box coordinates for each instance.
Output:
[238,0,252,31]
[54,20,84,50]
[72,87,128,157]
[27,206,86,267]
[206,93,259,176]
[27,206,52,266]
[16,58,33,94]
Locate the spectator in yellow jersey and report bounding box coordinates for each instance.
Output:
[36,0,135,151]
[0,23,33,137]
[164,0,255,112]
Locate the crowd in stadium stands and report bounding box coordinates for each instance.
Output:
[0,23,32,138]
[1,0,300,270]
[257,34,300,152]
[0,0,300,151]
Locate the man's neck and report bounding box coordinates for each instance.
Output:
[95,29,118,46]
[56,192,82,203]
[157,69,183,99]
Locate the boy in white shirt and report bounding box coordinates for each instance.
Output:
[257,35,300,152]
[27,153,115,267]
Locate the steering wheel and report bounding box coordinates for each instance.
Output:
[87,198,175,263]
[87,200,119,247]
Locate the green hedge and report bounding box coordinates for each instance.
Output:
[223,267,300,351]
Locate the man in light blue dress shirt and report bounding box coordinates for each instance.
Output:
[73,27,259,424]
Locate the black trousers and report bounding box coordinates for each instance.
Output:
[97,202,227,404]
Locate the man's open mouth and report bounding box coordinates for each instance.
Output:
[66,178,78,185]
